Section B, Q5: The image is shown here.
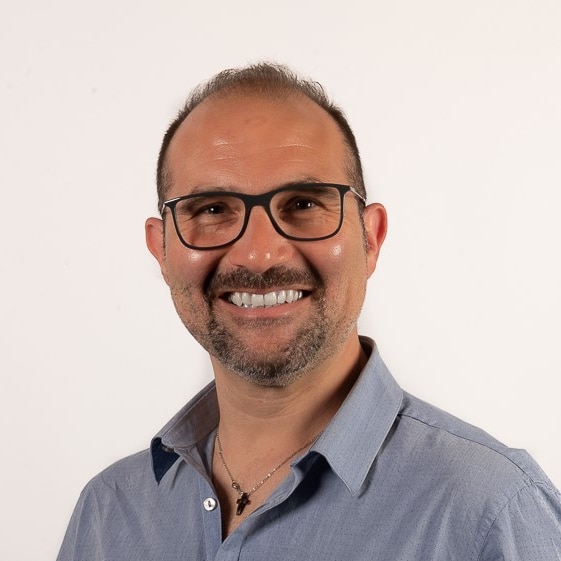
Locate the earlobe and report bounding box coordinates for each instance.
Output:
[145,217,169,284]
[363,203,388,277]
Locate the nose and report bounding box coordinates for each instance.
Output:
[224,206,296,273]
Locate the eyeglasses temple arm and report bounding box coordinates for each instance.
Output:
[349,187,367,205]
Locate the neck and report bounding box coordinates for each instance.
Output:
[211,334,367,447]
[210,334,367,535]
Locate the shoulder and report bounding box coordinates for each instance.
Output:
[72,448,165,518]
[83,449,155,493]
[397,391,555,490]
[394,392,561,556]
[57,450,154,560]
[379,392,561,558]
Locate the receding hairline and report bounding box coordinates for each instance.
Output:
[167,89,355,179]
[156,64,366,210]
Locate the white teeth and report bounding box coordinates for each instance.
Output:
[228,290,303,308]
[263,292,277,307]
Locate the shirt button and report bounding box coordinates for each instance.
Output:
[203,497,217,511]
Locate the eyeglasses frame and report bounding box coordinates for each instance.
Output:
[161,182,366,251]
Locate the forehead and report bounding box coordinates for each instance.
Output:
[165,92,351,193]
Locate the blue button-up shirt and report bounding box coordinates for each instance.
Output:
[57,338,561,560]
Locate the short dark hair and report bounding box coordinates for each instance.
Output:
[156,62,365,212]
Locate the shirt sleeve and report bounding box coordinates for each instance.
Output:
[56,482,104,561]
[478,481,561,560]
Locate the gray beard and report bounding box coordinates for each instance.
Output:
[206,296,328,387]
[174,265,336,387]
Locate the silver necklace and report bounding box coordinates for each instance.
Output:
[215,430,321,515]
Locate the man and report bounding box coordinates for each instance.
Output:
[58,63,561,559]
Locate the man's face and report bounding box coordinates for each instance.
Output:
[146,93,386,386]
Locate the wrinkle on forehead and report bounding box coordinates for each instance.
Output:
[170,146,330,189]
[165,93,351,193]
[211,137,319,150]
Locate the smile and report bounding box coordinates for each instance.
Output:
[228,290,304,308]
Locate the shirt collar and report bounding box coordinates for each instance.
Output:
[151,382,219,483]
[310,337,403,494]
[150,337,403,488]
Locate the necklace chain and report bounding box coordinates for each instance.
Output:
[215,429,321,515]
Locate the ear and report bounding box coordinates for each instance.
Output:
[145,217,170,285]
[362,203,388,278]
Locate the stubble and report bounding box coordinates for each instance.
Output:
[170,266,337,387]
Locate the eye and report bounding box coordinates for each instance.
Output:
[275,186,340,214]
[197,203,227,215]
[176,196,241,220]
[288,198,318,211]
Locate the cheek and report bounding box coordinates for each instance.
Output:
[321,239,369,293]
[185,249,206,266]
[330,244,342,258]
[165,245,219,288]
[323,238,366,269]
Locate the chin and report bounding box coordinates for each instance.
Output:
[206,320,328,387]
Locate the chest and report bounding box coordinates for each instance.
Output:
[96,458,481,561]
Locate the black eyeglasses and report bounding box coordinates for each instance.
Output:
[161,183,366,250]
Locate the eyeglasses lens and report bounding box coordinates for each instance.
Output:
[172,185,344,249]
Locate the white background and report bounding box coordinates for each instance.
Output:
[1,1,560,559]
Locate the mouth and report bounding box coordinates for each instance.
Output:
[227,289,305,309]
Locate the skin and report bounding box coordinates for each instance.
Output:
[146,91,387,534]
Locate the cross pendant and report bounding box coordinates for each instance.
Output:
[236,492,251,515]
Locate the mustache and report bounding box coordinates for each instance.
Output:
[207,266,320,297]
